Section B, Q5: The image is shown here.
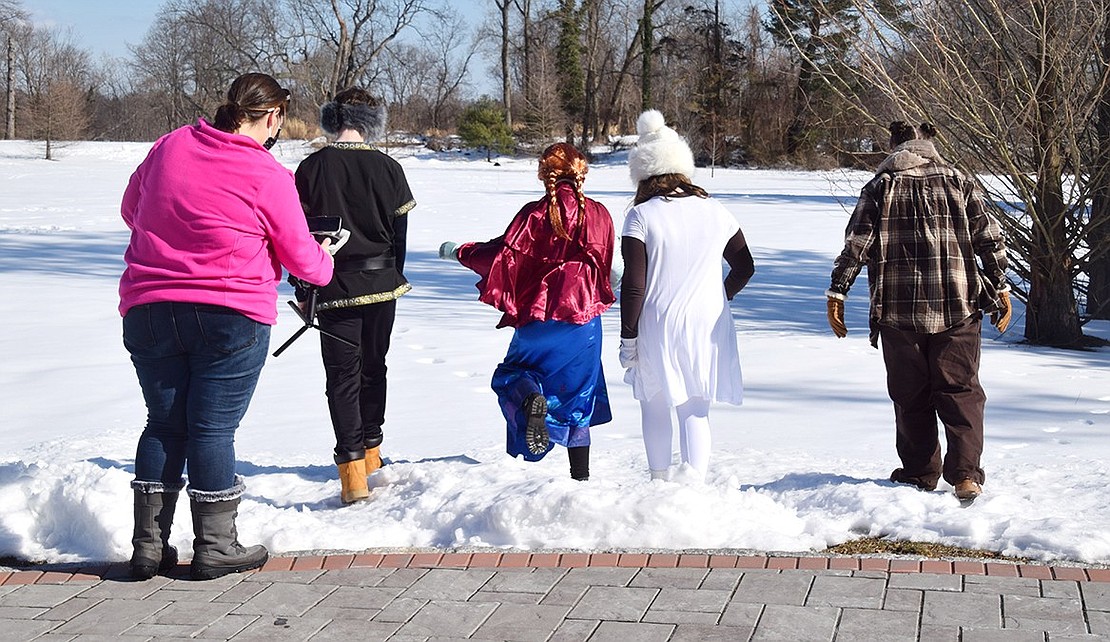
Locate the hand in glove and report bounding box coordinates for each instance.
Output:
[438,241,460,260]
[991,290,1012,333]
[618,337,638,369]
[826,296,848,338]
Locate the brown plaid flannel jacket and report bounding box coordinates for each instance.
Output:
[829,139,1008,341]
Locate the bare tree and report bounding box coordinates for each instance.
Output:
[496,0,512,128]
[12,25,93,158]
[2,0,28,139]
[284,0,438,106]
[804,0,1108,345]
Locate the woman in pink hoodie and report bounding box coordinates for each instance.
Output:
[119,73,334,581]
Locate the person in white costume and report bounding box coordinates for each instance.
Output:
[619,110,755,481]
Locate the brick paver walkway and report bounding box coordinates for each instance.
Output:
[2,552,1108,639]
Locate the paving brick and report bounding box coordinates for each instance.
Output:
[629,568,708,589]
[1002,594,1087,635]
[260,557,293,572]
[670,622,757,641]
[229,613,331,639]
[232,582,336,616]
[890,559,922,573]
[1088,568,1110,583]
[1053,567,1089,582]
[766,557,797,570]
[499,553,532,568]
[806,575,885,609]
[1017,564,1052,580]
[555,566,638,588]
[439,552,472,567]
[1082,582,1110,611]
[312,618,401,640]
[483,568,565,595]
[860,558,890,572]
[1041,579,1082,600]
[314,585,404,610]
[470,603,570,641]
[566,585,658,621]
[0,583,90,607]
[641,609,719,624]
[1089,609,1110,636]
[587,620,674,642]
[984,562,1019,577]
[678,554,709,568]
[700,569,744,591]
[736,556,768,569]
[51,597,171,636]
[242,569,324,584]
[470,553,503,567]
[646,553,679,568]
[589,553,620,567]
[403,568,495,601]
[4,572,42,585]
[953,561,986,575]
[558,553,589,568]
[351,553,384,568]
[192,612,258,639]
[375,568,428,588]
[887,571,962,591]
[471,590,544,605]
[618,553,649,567]
[33,595,101,622]
[146,600,236,626]
[409,553,443,568]
[290,555,325,571]
[308,567,394,587]
[720,601,763,628]
[750,604,838,641]
[379,553,413,568]
[651,587,731,613]
[395,599,498,638]
[371,596,427,623]
[922,560,953,575]
[321,554,354,570]
[35,572,72,584]
[959,627,1047,642]
[212,580,268,604]
[882,588,922,612]
[531,553,560,568]
[963,575,1041,597]
[708,555,737,569]
[829,557,860,571]
[920,590,1000,628]
[797,557,828,571]
[548,618,599,642]
[79,576,171,599]
[836,607,918,641]
[732,571,812,606]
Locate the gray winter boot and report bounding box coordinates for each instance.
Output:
[130,480,182,580]
[188,479,268,580]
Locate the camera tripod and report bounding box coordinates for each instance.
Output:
[272,285,356,357]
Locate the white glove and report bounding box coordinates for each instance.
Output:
[619,337,638,369]
[439,241,460,260]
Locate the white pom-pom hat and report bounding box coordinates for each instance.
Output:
[628,109,695,184]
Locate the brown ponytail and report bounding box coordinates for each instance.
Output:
[211,72,291,133]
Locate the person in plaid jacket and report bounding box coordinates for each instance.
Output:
[826,121,1012,502]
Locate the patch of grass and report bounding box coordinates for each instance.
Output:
[827,537,1029,562]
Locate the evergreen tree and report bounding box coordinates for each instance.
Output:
[458,97,515,162]
[554,0,584,147]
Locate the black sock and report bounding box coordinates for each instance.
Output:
[568,446,589,480]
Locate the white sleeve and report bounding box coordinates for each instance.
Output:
[621,206,646,242]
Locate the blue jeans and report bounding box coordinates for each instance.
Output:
[123,302,270,493]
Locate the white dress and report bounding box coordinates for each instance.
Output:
[621,195,743,406]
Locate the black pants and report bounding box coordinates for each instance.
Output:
[880,314,986,489]
[318,301,395,460]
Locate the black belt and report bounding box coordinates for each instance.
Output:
[337,256,396,272]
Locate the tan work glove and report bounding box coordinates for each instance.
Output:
[991,290,1012,333]
[826,296,847,338]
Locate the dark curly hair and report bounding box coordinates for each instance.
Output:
[888,120,937,148]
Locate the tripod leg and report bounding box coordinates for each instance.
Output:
[272,325,310,357]
[316,326,358,348]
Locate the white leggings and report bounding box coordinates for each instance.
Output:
[640,395,712,477]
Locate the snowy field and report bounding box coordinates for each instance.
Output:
[0,138,1107,566]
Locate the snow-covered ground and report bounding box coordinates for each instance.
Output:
[0,138,1107,566]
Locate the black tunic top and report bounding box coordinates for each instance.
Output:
[295,142,416,309]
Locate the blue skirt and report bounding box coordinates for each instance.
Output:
[492,317,611,461]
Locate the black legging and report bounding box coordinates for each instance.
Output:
[568,446,589,481]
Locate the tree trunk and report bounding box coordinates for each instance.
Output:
[785,10,819,156]
[5,36,13,139]
[641,0,654,110]
[1025,4,1082,344]
[499,0,512,129]
[1088,9,1110,319]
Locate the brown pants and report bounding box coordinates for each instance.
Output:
[879,315,986,489]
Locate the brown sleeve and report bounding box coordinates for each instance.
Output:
[723,228,754,300]
[620,236,647,339]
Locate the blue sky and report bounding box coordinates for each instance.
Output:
[28,0,490,62]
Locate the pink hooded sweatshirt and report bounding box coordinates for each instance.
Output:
[119,119,334,324]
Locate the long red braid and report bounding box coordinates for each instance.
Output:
[538,143,588,240]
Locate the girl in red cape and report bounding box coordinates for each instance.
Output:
[439,143,616,480]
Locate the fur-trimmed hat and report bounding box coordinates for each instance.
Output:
[628,109,695,184]
[320,89,387,141]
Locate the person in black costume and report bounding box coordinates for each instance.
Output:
[295,87,415,504]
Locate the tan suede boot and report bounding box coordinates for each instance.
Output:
[365,446,383,475]
[337,458,370,504]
